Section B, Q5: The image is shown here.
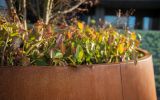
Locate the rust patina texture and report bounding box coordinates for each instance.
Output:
[0,49,157,100]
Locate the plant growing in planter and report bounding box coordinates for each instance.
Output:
[0,15,157,100]
[0,0,157,100]
[0,16,141,66]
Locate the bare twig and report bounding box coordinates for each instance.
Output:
[49,0,86,22]
[60,1,85,14]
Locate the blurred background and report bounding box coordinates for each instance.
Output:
[0,0,160,99]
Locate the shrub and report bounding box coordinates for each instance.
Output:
[0,16,141,66]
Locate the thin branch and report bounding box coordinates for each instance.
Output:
[49,0,86,22]
[49,0,54,11]
[59,0,85,14]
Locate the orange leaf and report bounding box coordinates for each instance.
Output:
[60,42,66,54]
[67,32,72,39]
[135,40,140,47]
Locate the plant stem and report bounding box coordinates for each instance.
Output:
[1,35,9,66]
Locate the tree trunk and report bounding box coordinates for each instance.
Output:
[43,0,54,24]
[22,0,27,30]
[43,0,52,24]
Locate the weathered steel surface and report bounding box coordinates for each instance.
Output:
[120,55,157,100]
[0,65,123,100]
[0,49,157,100]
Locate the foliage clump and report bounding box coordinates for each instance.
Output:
[0,16,141,66]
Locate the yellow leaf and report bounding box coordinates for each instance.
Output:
[99,35,103,42]
[86,26,92,33]
[131,32,136,40]
[77,22,84,30]
[120,35,126,43]
[118,43,124,54]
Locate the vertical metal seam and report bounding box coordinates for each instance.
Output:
[120,63,125,100]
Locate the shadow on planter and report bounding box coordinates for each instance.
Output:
[0,49,157,100]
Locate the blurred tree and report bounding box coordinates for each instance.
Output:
[5,0,99,29]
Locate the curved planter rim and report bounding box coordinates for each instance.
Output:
[120,48,152,64]
[0,48,152,68]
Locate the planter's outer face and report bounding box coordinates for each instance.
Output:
[0,49,157,100]
[120,54,157,100]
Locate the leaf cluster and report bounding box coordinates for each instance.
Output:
[0,16,141,66]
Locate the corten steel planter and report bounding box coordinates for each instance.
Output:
[0,49,157,100]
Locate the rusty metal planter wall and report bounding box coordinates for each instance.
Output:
[0,49,157,100]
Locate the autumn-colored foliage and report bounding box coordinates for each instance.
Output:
[0,16,141,66]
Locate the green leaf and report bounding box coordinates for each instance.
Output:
[86,54,92,63]
[99,35,103,42]
[55,52,63,58]
[29,35,36,41]
[34,59,48,66]
[137,33,142,41]
[75,45,84,63]
[10,32,18,37]
[52,50,63,59]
